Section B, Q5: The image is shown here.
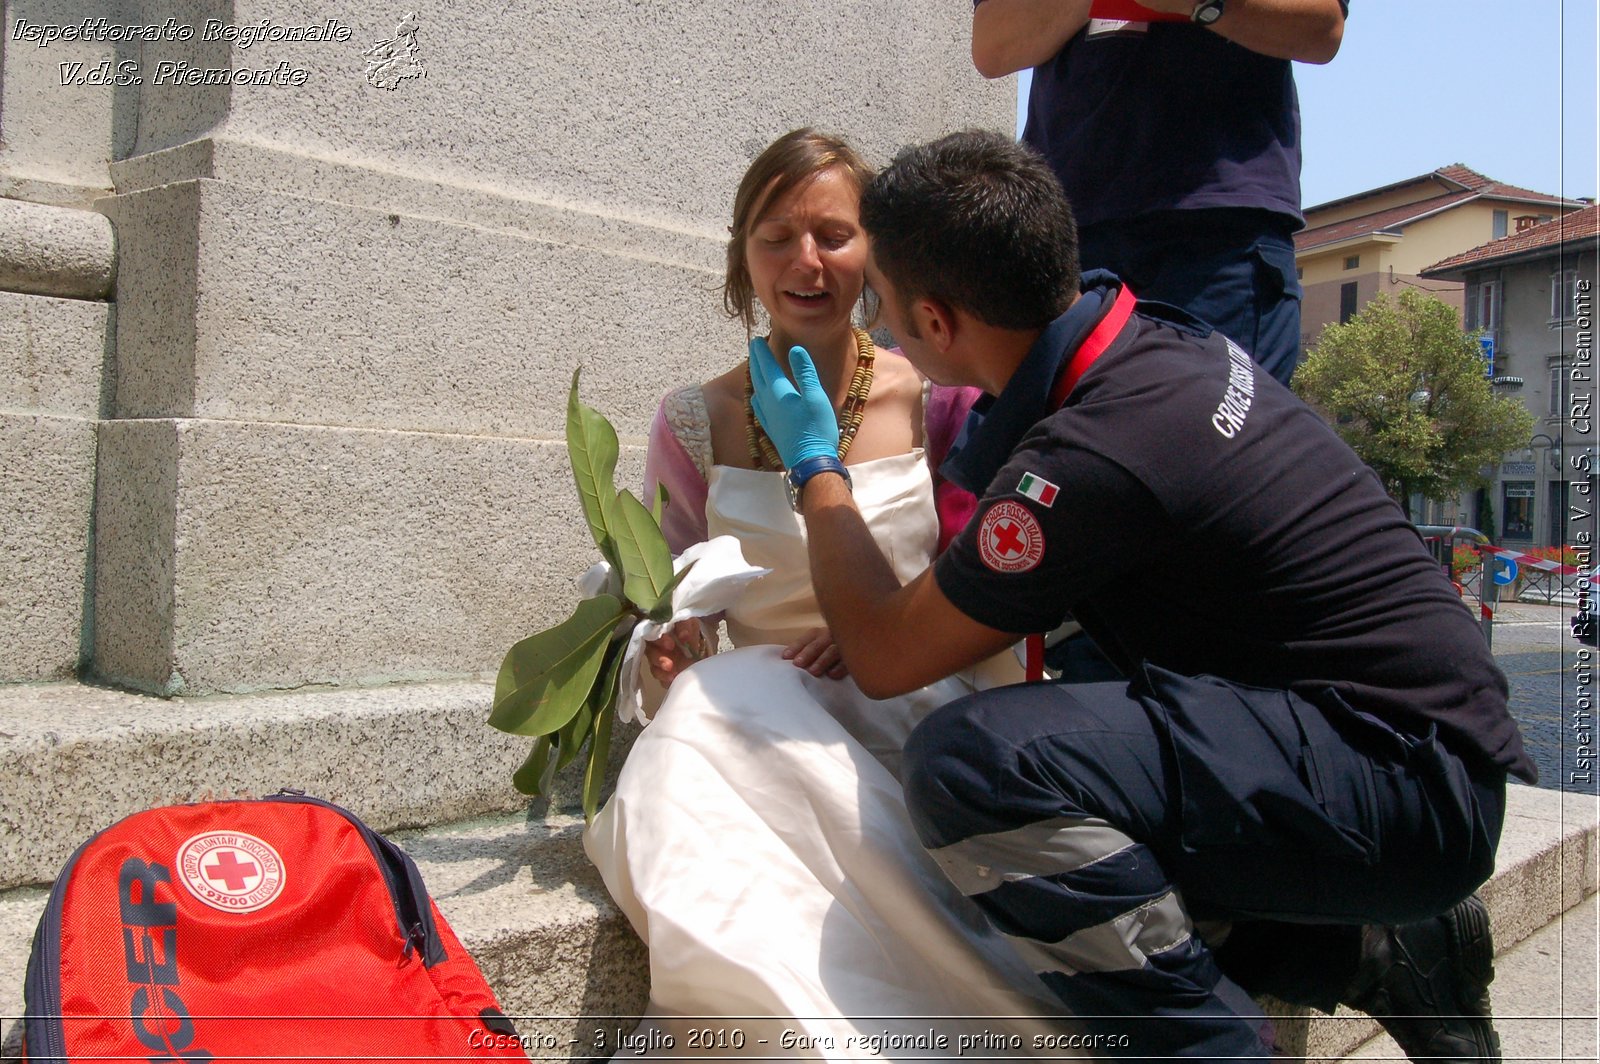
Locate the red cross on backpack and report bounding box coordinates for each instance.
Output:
[22,792,529,1060]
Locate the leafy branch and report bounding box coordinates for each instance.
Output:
[489,369,688,820]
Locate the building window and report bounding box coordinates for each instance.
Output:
[1502,481,1535,539]
[1552,269,1579,320]
[1339,281,1359,323]
[1343,255,1360,270]
[1296,266,1304,280]
[1468,279,1500,332]
[1492,210,1508,239]
[1549,365,1565,417]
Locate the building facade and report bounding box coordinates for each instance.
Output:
[1296,165,1581,350]
[1422,206,1599,549]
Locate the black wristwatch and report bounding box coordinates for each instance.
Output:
[785,455,852,513]
[1191,0,1225,25]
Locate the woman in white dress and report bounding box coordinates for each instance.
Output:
[583,130,1071,1059]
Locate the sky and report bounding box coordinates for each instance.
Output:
[1016,0,1600,209]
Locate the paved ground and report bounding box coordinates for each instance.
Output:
[1347,598,1598,1062]
[1487,602,1598,795]
[1344,891,1598,1062]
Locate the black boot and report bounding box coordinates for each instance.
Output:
[1342,893,1501,1062]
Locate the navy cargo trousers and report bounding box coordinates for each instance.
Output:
[902,664,1505,1060]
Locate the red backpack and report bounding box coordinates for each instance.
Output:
[23,791,529,1060]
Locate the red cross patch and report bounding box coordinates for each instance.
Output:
[177,831,286,914]
[976,501,1045,573]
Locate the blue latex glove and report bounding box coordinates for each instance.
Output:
[748,337,839,468]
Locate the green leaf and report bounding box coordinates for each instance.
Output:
[559,633,629,772]
[568,368,622,572]
[511,736,554,796]
[582,646,624,823]
[651,482,670,524]
[555,702,594,772]
[537,737,561,794]
[606,488,677,613]
[490,595,625,736]
[646,560,697,624]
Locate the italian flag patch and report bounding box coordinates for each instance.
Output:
[1016,472,1059,507]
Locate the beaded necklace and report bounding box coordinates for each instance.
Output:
[744,327,875,471]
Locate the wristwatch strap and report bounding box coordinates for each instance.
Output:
[786,455,852,512]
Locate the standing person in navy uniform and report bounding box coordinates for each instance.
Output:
[748,131,1529,1062]
[970,0,1348,385]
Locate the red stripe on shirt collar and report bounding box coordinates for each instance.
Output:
[1047,284,1137,411]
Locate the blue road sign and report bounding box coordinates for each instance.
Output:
[1492,556,1518,585]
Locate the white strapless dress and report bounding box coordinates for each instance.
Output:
[584,452,1070,1059]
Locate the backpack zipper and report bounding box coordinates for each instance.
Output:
[24,830,101,1058]
[266,790,445,965]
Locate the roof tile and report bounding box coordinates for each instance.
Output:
[1423,204,1600,274]
[1298,164,1575,253]
[1435,164,1492,190]
[1296,190,1477,251]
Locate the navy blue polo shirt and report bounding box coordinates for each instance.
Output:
[1016,6,1352,228]
[935,274,1534,784]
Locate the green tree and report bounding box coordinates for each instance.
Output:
[1294,290,1535,520]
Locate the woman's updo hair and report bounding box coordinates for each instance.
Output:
[723,128,874,331]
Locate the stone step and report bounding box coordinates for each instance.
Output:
[1281,784,1599,1062]
[0,676,635,1056]
[1341,890,1597,1063]
[0,678,634,890]
[0,808,641,1058]
[2,777,1592,1058]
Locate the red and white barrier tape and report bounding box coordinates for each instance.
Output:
[1477,544,1596,582]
